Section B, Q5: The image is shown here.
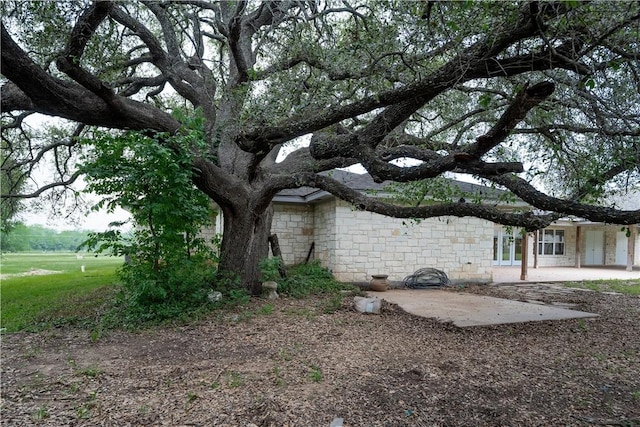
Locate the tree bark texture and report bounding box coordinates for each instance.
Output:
[218,204,273,294]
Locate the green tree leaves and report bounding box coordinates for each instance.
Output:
[79,124,221,323]
[80,125,214,267]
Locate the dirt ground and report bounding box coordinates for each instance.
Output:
[2,284,639,427]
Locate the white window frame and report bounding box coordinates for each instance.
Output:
[538,229,565,256]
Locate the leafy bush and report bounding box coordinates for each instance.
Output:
[259,256,283,282]
[77,113,236,327]
[110,256,215,325]
[278,261,357,298]
[103,254,253,327]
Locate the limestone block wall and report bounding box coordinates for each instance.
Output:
[635,229,640,266]
[270,200,640,284]
[312,199,337,269]
[604,226,617,266]
[196,210,222,258]
[271,204,315,265]
[197,225,218,244]
[327,200,493,283]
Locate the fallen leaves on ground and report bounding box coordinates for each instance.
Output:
[2,284,639,426]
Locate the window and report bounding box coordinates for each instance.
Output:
[538,229,564,255]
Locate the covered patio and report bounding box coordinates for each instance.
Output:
[492,265,640,284]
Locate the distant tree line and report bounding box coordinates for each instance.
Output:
[0,223,91,252]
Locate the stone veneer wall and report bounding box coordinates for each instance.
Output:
[197,224,218,244]
[270,204,315,265]
[196,210,222,258]
[604,226,618,266]
[328,200,493,283]
[634,228,640,266]
[212,203,639,279]
[312,199,337,270]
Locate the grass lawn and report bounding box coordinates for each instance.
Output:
[3,253,638,333]
[0,251,122,275]
[564,278,640,295]
[1,252,124,332]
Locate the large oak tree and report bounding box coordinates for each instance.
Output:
[2,1,639,292]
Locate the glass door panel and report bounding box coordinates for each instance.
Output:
[514,236,522,261]
[502,236,511,262]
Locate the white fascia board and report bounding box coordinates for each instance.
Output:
[272,195,309,204]
[272,189,330,204]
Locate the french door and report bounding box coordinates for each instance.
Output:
[493,228,523,266]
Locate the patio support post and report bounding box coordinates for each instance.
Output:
[575,225,582,269]
[533,230,539,268]
[520,231,528,280]
[627,225,636,272]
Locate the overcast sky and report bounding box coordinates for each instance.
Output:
[20,202,132,232]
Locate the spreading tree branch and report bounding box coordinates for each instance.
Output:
[268,173,556,231]
[485,174,640,224]
[1,170,82,200]
[1,24,179,132]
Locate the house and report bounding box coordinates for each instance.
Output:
[268,171,639,283]
[202,170,639,283]
[271,174,490,283]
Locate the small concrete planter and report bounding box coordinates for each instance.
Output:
[207,290,223,302]
[369,274,389,292]
[262,281,279,299]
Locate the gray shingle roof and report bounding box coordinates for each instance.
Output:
[275,170,506,203]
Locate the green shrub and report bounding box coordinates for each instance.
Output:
[278,261,357,298]
[259,256,283,282]
[103,253,256,327]
[106,255,212,326]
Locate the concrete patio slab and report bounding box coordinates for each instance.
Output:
[367,289,599,327]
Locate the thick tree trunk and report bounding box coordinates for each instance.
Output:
[218,204,273,295]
